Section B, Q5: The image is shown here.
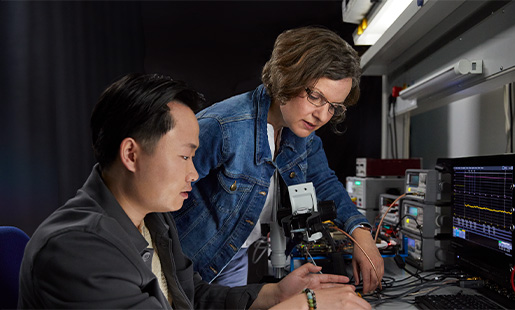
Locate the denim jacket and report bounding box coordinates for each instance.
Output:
[173,84,370,283]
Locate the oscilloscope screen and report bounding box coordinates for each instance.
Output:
[452,163,513,257]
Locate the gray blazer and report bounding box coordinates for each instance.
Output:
[18,164,263,309]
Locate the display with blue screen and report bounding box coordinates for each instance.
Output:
[452,164,513,256]
[407,206,419,217]
[445,154,515,295]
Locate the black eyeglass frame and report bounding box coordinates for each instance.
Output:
[304,87,347,116]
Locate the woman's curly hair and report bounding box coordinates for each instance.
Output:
[262,26,361,131]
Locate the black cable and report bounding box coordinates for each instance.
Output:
[388,121,395,159]
[398,214,425,276]
[368,275,458,303]
[393,273,424,284]
[381,276,397,287]
[384,270,456,291]
[370,281,457,303]
[392,97,398,159]
[388,97,396,158]
[403,265,422,280]
[364,267,455,306]
[321,224,336,252]
[390,277,427,289]
[384,273,447,291]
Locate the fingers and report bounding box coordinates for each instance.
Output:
[314,273,350,284]
[352,247,385,293]
[352,259,360,286]
[296,263,349,283]
[285,263,319,281]
[361,265,372,293]
[318,282,354,289]
[353,260,379,294]
[290,262,321,277]
[305,273,350,290]
[364,256,384,293]
[302,262,322,274]
[315,286,371,310]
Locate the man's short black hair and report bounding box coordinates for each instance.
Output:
[90,73,205,169]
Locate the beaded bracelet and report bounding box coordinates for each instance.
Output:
[302,288,317,310]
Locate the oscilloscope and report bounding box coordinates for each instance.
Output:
[448,154,515,302]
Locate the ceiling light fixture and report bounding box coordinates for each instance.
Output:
[352,0,412,46]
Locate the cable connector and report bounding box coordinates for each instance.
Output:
[459,278,484,288]
[406,192,423,196]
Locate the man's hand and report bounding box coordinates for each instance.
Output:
[250,263,350,309]
[270,286,371,310]
[276,263,350,301]
[351,227,384,294]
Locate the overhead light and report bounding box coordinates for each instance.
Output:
[357,24,363,35]
[353,0,412,46]
[361,18,368,30]
[399,59,484,100]
[342,0,375,24]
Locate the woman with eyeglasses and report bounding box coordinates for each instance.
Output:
[173,26,384,296]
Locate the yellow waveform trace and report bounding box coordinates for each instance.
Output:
[464,203,512,215]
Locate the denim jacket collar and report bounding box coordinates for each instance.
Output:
[253,85,308,166]
[254,85,273,165]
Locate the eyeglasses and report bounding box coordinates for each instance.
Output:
[304,87,347,116]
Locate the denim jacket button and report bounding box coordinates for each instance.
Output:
[230,181,237,191]
[259,191,267,196]
[289,171,296,178]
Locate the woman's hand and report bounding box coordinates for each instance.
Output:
[351,228,385,294]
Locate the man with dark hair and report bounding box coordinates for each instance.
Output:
[18,73,371,310]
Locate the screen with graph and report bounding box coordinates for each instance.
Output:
[453,163,512,255]
[450,154,514,291]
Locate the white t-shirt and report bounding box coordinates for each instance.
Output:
[242,123,280,248]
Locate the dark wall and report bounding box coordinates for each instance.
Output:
[141,0,382,184]
[0,1,381,236]
[0,2,145,235]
